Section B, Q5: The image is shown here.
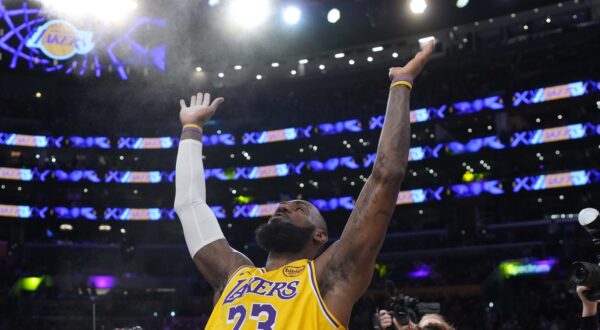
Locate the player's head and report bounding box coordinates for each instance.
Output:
[255,200,328,258]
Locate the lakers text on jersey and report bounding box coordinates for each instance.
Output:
[205,259,345,330]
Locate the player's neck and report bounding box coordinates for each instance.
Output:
[265,252,306,271]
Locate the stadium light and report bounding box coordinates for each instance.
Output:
[38,0,138,22]
[234,65,242,70]
[327,8,341,23]
[228,0,271,29]
[456,0,469,8]
[371,46,384,52]
[195,67,202,72]
[256,74,263,80]
[60,224,73,231]
[21,276,43,291]
[283,6,301,25]
[348,59,355,65]
[334,53,345,59]
[271,62,279,67]
[409,0,427,14]
[299,59,308,64]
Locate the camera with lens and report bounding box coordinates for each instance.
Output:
[570,208,600,300]
[374,280,441,329]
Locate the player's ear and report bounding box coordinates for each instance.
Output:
[313,230,328,245]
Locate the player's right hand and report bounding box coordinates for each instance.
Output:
[388,40,434,82]
[179,92,224,128]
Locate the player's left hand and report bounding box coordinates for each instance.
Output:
[389,40,434,82]
[179,92,224,128]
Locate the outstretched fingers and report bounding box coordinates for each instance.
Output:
[203,93,211,107]
[419,40,435,61]
[211,97,225,110]
[179,99,187,109]
[403,41,434,74]
[196,92,204,106]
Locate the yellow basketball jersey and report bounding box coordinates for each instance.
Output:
[205,259,345,330]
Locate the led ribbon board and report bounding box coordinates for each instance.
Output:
[513,80,600,106]
[0,204,33,218]
[0,167,33,181]
[0,133,111,148]
[500,258,557,278]
[4,124,598,184]
[0,1,166,79]
[117,137,176,149]
[0,169,597,220]
[451,181,504,198]
[104,206,225,220]
[513,170,600,192]
[511,123,595,147]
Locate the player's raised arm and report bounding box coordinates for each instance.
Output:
[174,93,253,299]
[315,42,434,324]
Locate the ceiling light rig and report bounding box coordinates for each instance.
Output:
[228,0,271,30]
[195,1,585,85]
[409,0,427,15]
[327,8,341,23]
[283,6,301,25]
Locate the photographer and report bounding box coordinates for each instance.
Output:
[377,309,455,330]
[577,286,599,330]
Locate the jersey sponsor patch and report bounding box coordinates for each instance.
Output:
[282,265,305,277]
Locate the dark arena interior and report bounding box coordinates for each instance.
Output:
[1,0,600,329]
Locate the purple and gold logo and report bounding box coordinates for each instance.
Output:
[26,20,94,60]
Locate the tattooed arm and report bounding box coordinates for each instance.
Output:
[314,42,434,326]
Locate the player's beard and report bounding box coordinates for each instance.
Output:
[255,221,315,254]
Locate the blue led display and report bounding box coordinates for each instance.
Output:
[69,136,111,148]
[513,80,599,106]
[242,126,312,145]
[318,120,362,135]
[55,207,97,220]
[446,136,506,155]
[513,170,599,192]
[511,123,590,147]
[451,180,504,198]
[452,96,504,115]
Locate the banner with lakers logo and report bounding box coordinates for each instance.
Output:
[26,20,94,60]
[0,0,166,80]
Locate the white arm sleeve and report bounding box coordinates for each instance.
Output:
[174,139,225,258]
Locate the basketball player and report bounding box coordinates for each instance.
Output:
[174,42,434,329]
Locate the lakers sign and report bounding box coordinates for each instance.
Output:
[26,20,94,60]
